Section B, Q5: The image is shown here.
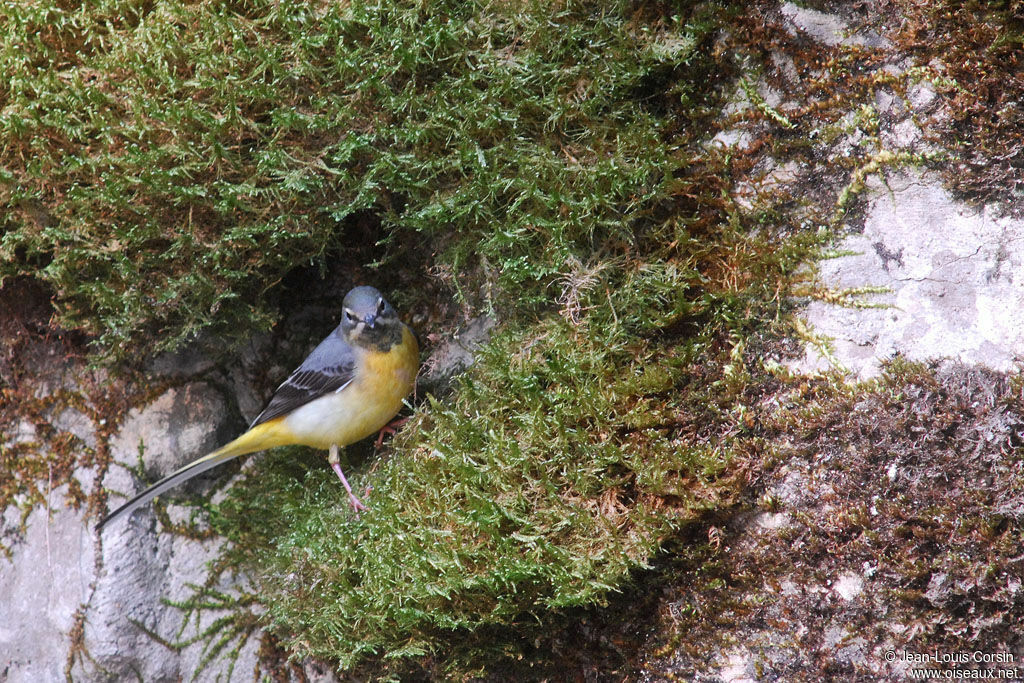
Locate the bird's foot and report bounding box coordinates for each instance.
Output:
[347,491,368,514]
[374,416,411,450]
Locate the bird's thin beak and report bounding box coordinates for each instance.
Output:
[365,315,376,329]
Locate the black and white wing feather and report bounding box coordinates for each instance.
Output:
[251,330,356,427]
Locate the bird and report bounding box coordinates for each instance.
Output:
[98,285,419,529]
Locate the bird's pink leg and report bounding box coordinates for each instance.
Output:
[329,444,366,514]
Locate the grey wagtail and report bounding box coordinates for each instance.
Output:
[98,286,419,529]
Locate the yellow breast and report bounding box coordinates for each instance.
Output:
[283,325,418,450]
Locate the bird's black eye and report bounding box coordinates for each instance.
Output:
[344,309,357,322]
[376,298,386,317]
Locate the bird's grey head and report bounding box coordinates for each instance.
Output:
[340,286,401,348]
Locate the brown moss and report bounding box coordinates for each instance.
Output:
[892,0,1024,211]
[633,362,1024,680]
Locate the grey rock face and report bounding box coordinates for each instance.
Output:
[796,171,1024,377]
[1,381,260,682]
[108,383,238,483]
[780,1,891,49]
[0,503,93,683]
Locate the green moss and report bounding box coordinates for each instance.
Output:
[0,0,729,360]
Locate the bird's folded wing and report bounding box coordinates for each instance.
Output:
[251,335,356,426]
